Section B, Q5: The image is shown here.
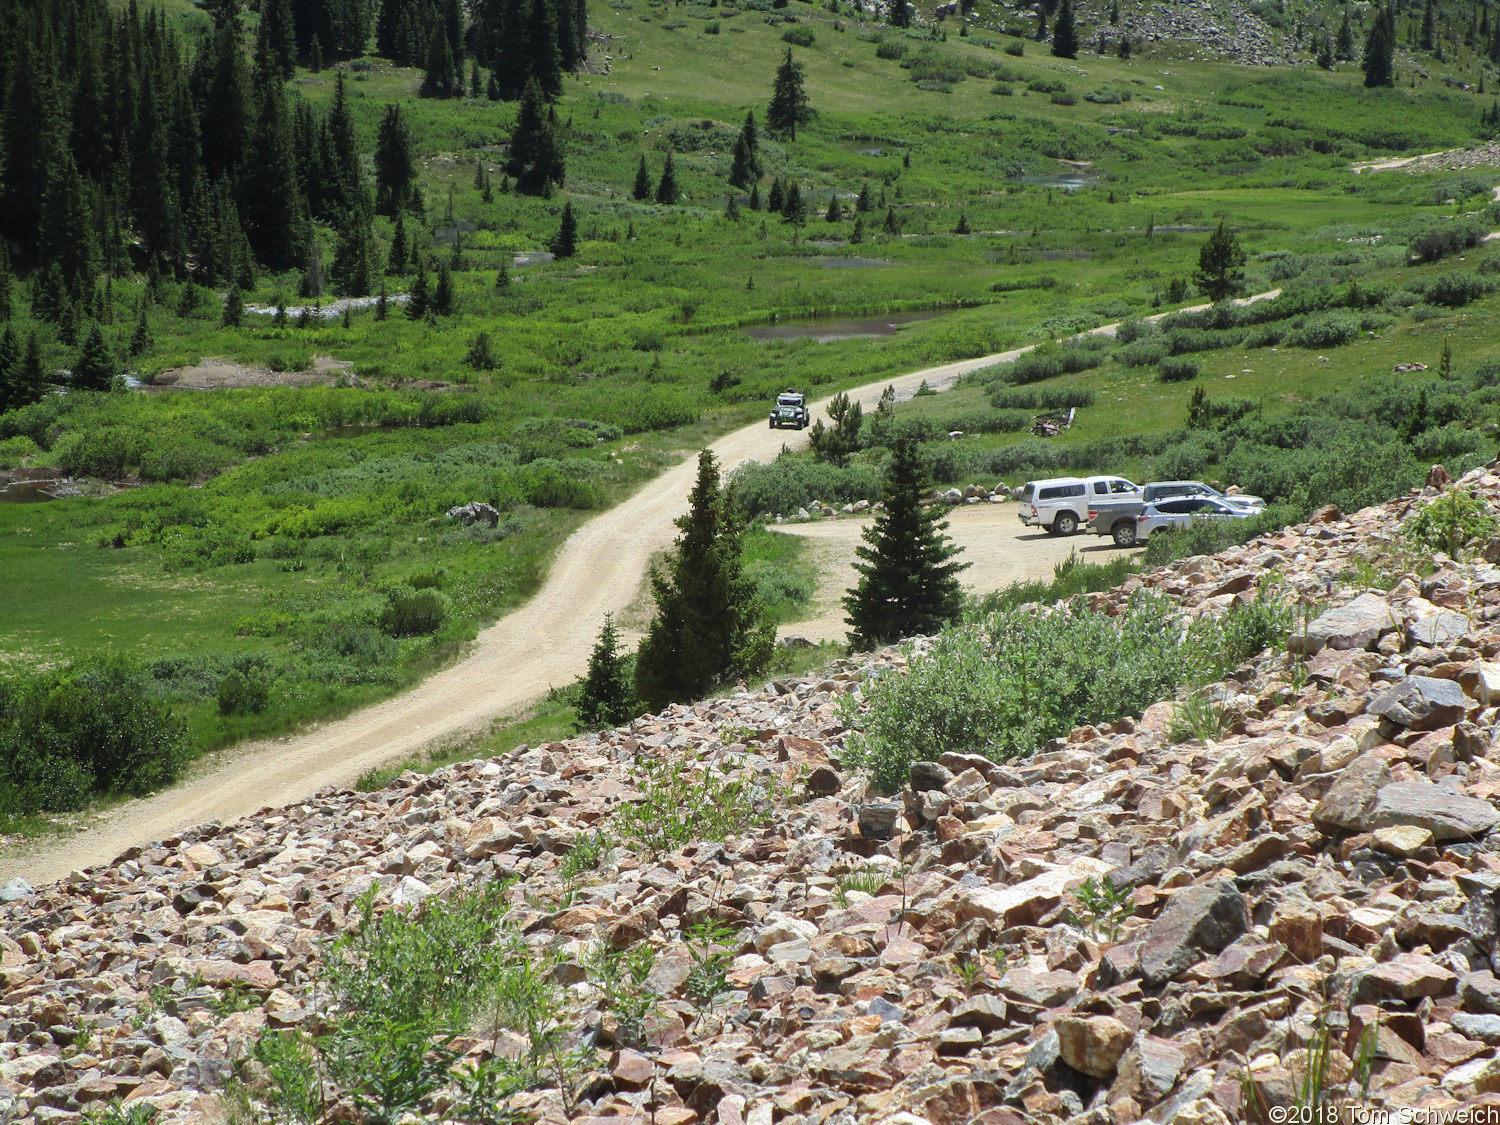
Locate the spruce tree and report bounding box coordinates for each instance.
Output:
[432,260,456,315]
[781,182,804,224]
[851,214,865,243]
[1421,0,1435,49]
[1337,6,1355,58]
[729,134,756,189]
[551,201,578,257]
[0,245,12,324]
[496,262,511,289]
[255,0,298,81]
[634,449,774,710]
[1363,6,1396,86]
[222,285,244,327]
[374,106,416,216]
[240,83,307,272]
[575,614,637,730]
[890,0,913,27]
[655,151,679,204]
[130,303,152,356]
[422,28,459,98]
[749,183,761,210]
[390,211,409,274]
[0,327,19,414]
[333,194,379,296]
[826,195,843,222]
[633,155,652,200]
[843,434,968,648]
[407,254,430,319]
[767,48,811,139]
[1193,220,1246,301]
[883,206,900,234]
[73,324,118,392]
[508,78,566,195]
[1051,0,1078,58]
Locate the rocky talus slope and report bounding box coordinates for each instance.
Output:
[8,468,1500,1125]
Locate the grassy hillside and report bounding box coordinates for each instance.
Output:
[4,0,1500,824]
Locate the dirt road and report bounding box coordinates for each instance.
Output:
[772,506,1138,643]
[0,338,1050,884]
[0,278,1302,885]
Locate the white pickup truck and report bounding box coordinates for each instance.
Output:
[1017,475,1141,536]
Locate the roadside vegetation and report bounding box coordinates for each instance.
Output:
[5,0,1500,826]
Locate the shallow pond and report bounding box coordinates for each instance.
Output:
[1012,174,1090,192]
[819,257,894,270]
[0,481,59,504]
[744,308,951,343]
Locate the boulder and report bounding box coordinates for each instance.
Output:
[445,501,501,528]
[1368,781,1499,841]
[1311,754,1393,835]
[1289,593,1397,655]
[1407,611,1469,649]
[1138,880,1248,987]
[1055,1015,1134,1079]
[1367,675,1468,731]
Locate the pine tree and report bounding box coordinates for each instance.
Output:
[432,260,456,315]
[768,48,811,139]
[222,285,244,327]
[954,211,970,234]
[240,83,307,272]
[851,214,865,243]
[749,183,761,210]
[374,106,416,216]
[1364,6,1396,86]
[508,78,566,195]
[526,0,566,99]
[883,206,900,234]
[422,27,459,97]
[826,195,843,222]
[407,254,430,318]
[255,0,298,81]
[551,200,578,257]
[496,262,511,289]
[781,182,804,224]
[726,195,741,220]
[73,324,118,391]
[1421,0,1435,49]
[0,245,12,324]
[767,178,785,214]
[632,154,653,200]
[389,211,409,274]
[729,134,756,189]
[1109,0,1118,23]
[1336,5,1355,58]
[889,0,913,28]
[130,303,152,356]
[1315,32,1334,68]
[655,151,679,204]
[332,194,379,296]
[0,327,18,414]
[1194,220,1247,301]
[575,614,637,729]
[1051,0,1078,58]
[842,434,968,648]
[633,449,774,710]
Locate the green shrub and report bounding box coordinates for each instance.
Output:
[1115,338,1169,367]
[218,671,271,715]
[845,591,1290,792]
[379,592,446,637]
[875,39,906,58]
[968,550,1138,616]
[781,24,815,44]
[1283,311,1360,349]
[1422,272,1488,308]
[730,454,883,516]
[1403,487,1496,559]
[1027,78,1066,94]
[1407,221,1486,263]
[0,659,190,814]
[612,752,783,853]
[1158,357,1200,382]
[1114,317,1154,344]
[986,386,1095,410]
[1141,504,1299,567]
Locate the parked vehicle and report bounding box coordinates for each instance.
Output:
[769,390,811,430]
[1129,496,1255,542]
[1018,475,1139,535]
[1088,479,1263,546]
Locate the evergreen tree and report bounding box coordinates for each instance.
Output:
[633,449,774,711]
[496,261,511,289]
[655,151,679,204]
[767,178,785,214]
[856,182,872,212]
[1109,0,1118,24]
[1336,5,1355,58]
[726,194,741,220]
[808,392,862,466]
[73,324,118,391]
[781,182,804,224]
[883,206,900,234]
[389,210,409,273]
[0,245,12,324]
[222,285,245,327]
[422,27,459,97]
[1364,6,1396,86]
[767,48,811,139]
[851,214,865,243]
[240,83,307,271]
[632,154,652,200]
[327,71,362,206]
[889,0,913,27]
[407,254,430,318]
[256,0,298,81]
[1051,0,1078,57]
[954,211,970,234]
[749,183,761,210]
[1194,220,1247,301]
[508,78,565,195]
[1315,33,1334,68]
[432,259,455,315]
[826,195,843,222]
[842,434,968,648]
[332,194,379,296]
[551,200,578,257]
[575,614,637,730]
[130,302,153,356]
[526,0,566,99]
[0,327,19,414]
[1421,0,1435,49]
[19,332,45,402]
[729,134,756,189]
[374,106,416,216]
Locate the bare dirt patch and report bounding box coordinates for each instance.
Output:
[150,355,355,390]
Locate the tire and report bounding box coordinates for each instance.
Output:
[1112,521,1138,548]
[769,419,776,429]
[1053,512,1078,536]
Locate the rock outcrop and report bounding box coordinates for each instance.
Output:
[7,467,1500,1124]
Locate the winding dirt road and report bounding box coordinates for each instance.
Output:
[0,286,1293,886]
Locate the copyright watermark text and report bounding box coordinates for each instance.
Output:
[1268,1109,1500,1125]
